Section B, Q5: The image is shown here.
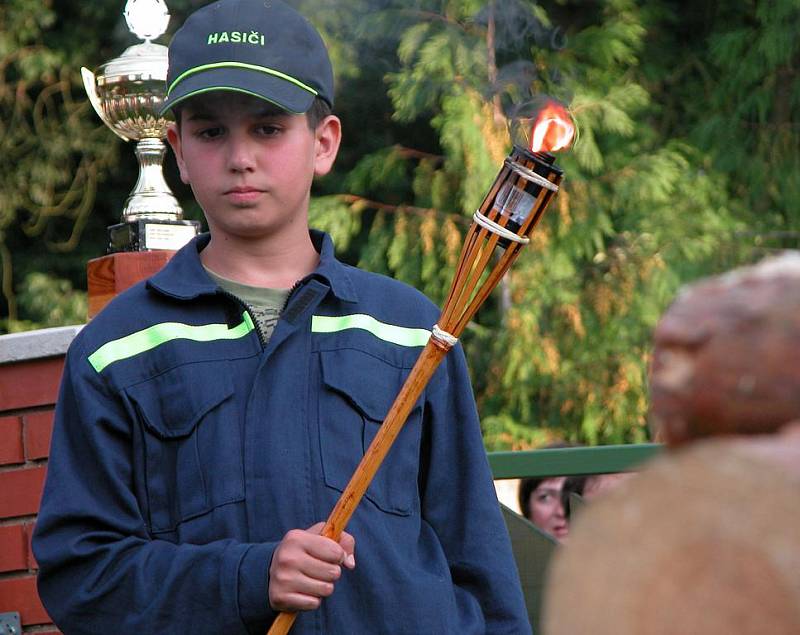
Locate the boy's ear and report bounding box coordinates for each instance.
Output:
[166,123,191,184]
[313,114,342,177]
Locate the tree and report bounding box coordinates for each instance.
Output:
[3,0,796,447]
[306,0,743,445]
[0,1,111,323]
[652,0,800,257]
[0,0,201,331]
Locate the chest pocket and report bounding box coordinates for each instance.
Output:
[124,361,244,534]
[318,349,422,516]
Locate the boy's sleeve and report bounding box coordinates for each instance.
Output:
[32,348,277,634]
[421,343,533,635]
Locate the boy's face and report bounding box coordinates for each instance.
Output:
[166,92,340,244]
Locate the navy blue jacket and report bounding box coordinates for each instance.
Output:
[33,232,531,634]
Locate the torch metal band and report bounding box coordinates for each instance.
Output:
[473,211,531,244]
[431,324,458,349]
[504,159,559,192]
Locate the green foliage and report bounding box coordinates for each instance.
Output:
[308,196,362,252]
[0,0,125,321]
[2,0,796,450]
[653,0,800,234]
[1,272,87,332]
[332,0,751,448]
[482,412,559,451]
[344,147,412,201]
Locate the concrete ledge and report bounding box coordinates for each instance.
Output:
[0,325,84,365]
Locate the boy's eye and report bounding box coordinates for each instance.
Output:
[256,124,282,136]
[195,126,224,139]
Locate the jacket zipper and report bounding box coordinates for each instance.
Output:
[218,289,267,348]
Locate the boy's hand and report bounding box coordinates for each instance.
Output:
[268,522,356,612]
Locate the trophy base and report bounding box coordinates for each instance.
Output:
[108,218,202,253]
[87,251,176,318]
[87,219,202,317]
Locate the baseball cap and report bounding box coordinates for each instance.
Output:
[160,0,334,116]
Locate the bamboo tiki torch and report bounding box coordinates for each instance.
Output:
[268,99,575,635]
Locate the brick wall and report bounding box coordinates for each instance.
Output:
[0,326,81,634]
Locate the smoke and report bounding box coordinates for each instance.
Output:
[291,0,572,116]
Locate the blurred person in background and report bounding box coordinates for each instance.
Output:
[518,475,570,542]
[517,443,578,542]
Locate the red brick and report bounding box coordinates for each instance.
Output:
[24,410,55,460]
[0,575,51,625]
[0,523,28,572]
[0,466,47,518]
[26,521,37,570]
[0,357,64,411]
[0,415,24,465]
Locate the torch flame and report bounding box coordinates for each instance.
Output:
[529,101,574,153]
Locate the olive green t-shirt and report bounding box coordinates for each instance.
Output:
[204,267,290,344]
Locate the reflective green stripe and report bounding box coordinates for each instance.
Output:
[88,312,255,373]
[311,314,430,347]
[167,62,318,97]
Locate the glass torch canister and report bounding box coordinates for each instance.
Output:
[484,145,563,248]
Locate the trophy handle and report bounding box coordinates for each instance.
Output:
[81,67,131,142]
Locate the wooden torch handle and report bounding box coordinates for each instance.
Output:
[267,338,449,635]
[268,610,299,634]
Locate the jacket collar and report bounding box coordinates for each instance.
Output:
[147,230,358,302]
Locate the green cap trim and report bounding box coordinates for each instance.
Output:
[311,314,431,348]
[160,86,305,115]
[167,61,319,98]
[88,312,255,373]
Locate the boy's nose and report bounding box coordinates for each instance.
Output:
[227,137,257,172]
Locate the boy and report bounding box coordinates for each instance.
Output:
[33,1,531,633]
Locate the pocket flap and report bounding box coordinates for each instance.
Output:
[126,362,235,439]
[320,349,411,422]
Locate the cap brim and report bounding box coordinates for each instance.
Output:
[159,66,316,116]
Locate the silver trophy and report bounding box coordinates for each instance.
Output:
[82,0,200,252]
